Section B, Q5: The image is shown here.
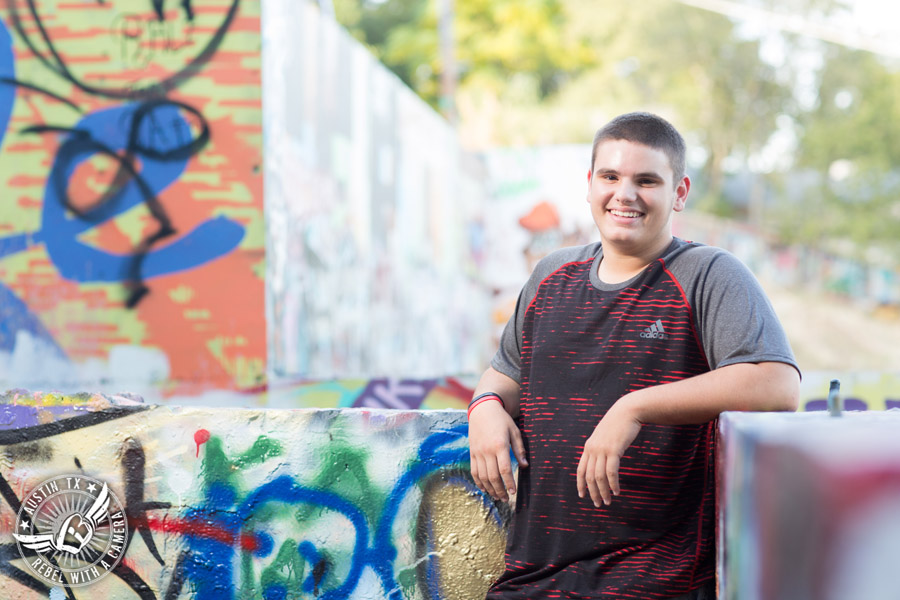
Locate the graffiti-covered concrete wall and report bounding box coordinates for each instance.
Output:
[0,392,508,598]
[263,1,491,382]
[718,410,900,600]
[0,0,493,399]
[0,1,265,397]
[257,371,900,415]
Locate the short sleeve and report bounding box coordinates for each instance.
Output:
[677,247,798,374]
[490,244,603,383]
[490,287,527,383]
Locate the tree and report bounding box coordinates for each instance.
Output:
[333,0,595,145]
[788,44,900,255]
[563,0,793,214]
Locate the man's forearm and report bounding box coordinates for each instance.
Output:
[473,366,522,418]
[616,361,800,426]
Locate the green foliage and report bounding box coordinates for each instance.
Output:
[798,48,900,171]
[336,0,595,109]
[789,46,900,254]
[569,0,791,210]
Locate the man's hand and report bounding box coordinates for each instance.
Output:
[469,400,528,502]
[576,400,642,507]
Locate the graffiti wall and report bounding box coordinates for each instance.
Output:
[0,391,508,598]
[0,1,265,397]
[479,145,596,348]
[718,410,900,600]
[249,372,900,414]
[263,0,491,381]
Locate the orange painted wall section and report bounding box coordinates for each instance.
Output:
[0,1,265,396]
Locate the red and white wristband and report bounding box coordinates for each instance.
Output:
[467,392,505,420]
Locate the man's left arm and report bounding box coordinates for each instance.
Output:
[576,361,799,507]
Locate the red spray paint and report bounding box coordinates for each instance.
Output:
[194,429,211,457]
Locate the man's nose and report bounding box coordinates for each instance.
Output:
[614,180,638,202]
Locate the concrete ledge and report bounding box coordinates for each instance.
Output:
[0,393,509,599]
[718,410,900,600]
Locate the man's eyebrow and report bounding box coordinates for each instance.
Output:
[635,171,664,180]
[593,168,664,180]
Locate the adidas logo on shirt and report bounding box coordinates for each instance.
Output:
[640,319,669,340]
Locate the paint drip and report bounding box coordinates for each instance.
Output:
[194,428,211,457]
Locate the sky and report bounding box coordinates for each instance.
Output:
[676,0,900,59]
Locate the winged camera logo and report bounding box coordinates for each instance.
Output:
[12,475,128,587]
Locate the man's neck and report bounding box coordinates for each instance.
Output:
[598,237,674,284]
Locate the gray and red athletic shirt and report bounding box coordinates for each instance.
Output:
[487,238,798,599]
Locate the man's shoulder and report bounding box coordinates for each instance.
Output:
[664,239,745,273]
[663,239,760,299]
[531,242,601,280]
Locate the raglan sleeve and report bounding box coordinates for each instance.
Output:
[690,249,799,374]
[489,251,565,383]
[490,282,531,384]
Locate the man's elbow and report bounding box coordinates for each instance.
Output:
[762,362,801,412]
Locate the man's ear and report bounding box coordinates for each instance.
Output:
[586,168,592,202]
[673,175,690,212]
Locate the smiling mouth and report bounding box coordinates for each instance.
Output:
[609,209,642,218]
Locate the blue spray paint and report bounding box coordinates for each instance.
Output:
[37,102,244,282]
[176,425,502,599]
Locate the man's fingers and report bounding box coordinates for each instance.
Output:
[583,454,602,505]
[496,451,517,497]
[472,455,489,495]
[586,460,602,507]
[488,475,509,502]
[580,450,612,507]
[606,455,621,497]
[483,453,509,501]
[509,427,529,468]
[473,455,501,501]
[576,453,587,499]
[471,448,521,502]
[577,409,638,506]
[592,457,612,506]
[473,456,493,497]
[470,453,481,489]
[467,405,522,503]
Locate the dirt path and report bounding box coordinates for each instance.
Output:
[762,281,900,372]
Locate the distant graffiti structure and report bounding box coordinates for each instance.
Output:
[262,0,491,383]
[0,0,265,395]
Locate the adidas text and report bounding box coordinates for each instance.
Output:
[640,319,668,340]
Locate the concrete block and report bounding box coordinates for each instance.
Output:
[718,410,900,600]
[0,392,509,599]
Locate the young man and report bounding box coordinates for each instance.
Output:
[468,112,800,599]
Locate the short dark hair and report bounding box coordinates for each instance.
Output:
[591,112,687,184]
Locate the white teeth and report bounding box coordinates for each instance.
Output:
[610,209,641,218]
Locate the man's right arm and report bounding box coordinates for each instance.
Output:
[468,366,527,502]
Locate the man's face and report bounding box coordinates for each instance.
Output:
[586,139,689,258]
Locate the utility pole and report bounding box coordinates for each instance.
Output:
[438,0,458,123]
[318,0,335,18]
